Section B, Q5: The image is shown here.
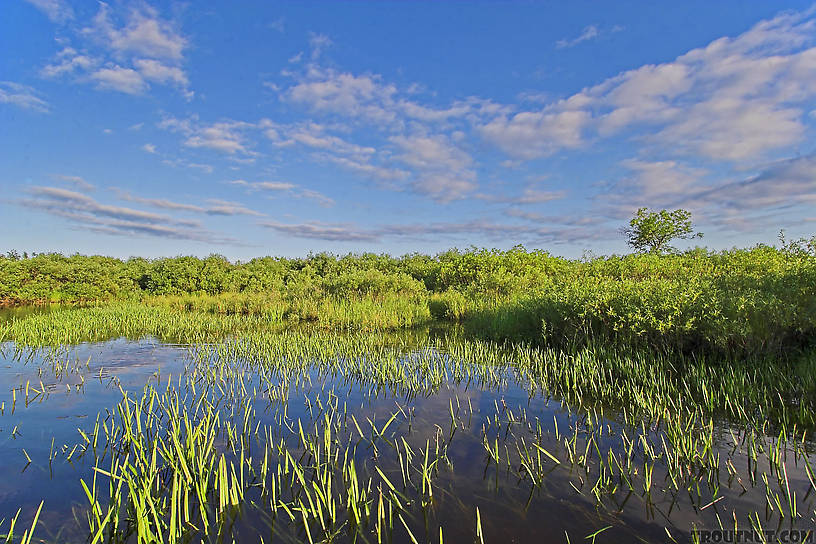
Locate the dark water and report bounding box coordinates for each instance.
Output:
[0,338,188,540]
[0,305,63,323]
[0,334,814,543]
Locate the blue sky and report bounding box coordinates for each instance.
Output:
[2,1,815,259]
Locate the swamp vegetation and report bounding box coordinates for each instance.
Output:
[0,240,815,542]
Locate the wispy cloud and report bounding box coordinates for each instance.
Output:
[52,174,95,191]
[308,33,332,60]
[17,186,243,243]
[555,24,623,49]
[205,199,265,217]
[390,133,478,201]
[133,59,191,97]
[475,187,567,205]
[26,187,197,225]
[485,10,816,162]
[91,66,148,94]
[284,67,400,125]
[281,66,500,128]
[0,82,49,112]
[39,3,192,98]
[41,47,98,78]
[21,7,811,250]
[592,152,816,235]
[261,119,410,185]
[268,17,285,33]
[261,217,607,245]
[24,0,73,23]
[159,116,256,156]
[230,179,335,207]
[261,220,377,242]
[161,157,215,174]
[85,3,186,60]
[115,190,265,217]
[684,154,816,218]
[556,25,600,49]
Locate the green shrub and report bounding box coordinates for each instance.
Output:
[2,243,814,356]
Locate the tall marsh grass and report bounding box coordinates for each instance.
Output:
[2,244,815,354]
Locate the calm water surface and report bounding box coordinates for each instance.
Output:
[0,322,814,542]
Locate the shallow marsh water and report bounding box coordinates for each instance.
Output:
[0,314,814,542]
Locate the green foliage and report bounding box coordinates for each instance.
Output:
[466,247,816,357]
[1,241,815,355]
[0,253,137,303]
[428,290,469,320]
[622,208,703,253]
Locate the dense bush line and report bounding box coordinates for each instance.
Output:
[1,243,815,355]
[0,248,566,302]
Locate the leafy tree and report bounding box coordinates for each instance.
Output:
[622,208,702,254]
[778,229,816,257]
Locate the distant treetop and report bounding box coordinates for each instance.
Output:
[622,208,703,254]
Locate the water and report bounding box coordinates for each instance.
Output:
[0,332,814,542]
[0,338,188,540]
[0,305,63,323]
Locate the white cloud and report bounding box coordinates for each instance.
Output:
[0,82,49,112]
[186,123,251,154]
[480,108,590,159]
[230,180,296,191]
[398,100,474,122]
[484,10,816,162]
[161,158,215,174]
[40,4,191,98]
[230,180,335,207]
[261,218,603,245]
[309,33,333,60]
[271,65,516,201]
[322,155,410,182]
[134,59,191,98]
[53,174,95,191]
[41,48,97,77]
[259,119,410,184]
[24,186,201,229]
[390,133,478,201]
[391,134,472,172]
[655,98,803,161]
[616,159,705,203]
[142,143,157,154]
[556,25,600,49]
[592,153,816,234]
[24,0,73,23]
[90,66,148,94]
[114,191,203,213]
[693,154,816,213]
[475,187,567,204]
[204,199,265,217]
[269,122,376,157]
[159,116,255,155]
[115,190,264,217]
[86,4,186,60]
[261,220,377,242]
[282,66,497,129]
[269,17,285,33]
[555,24,624,49]
[286,67,399,124]
[297,189,336,208]
[18,186,244,242]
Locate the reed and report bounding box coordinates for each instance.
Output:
[1,304,815,541]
